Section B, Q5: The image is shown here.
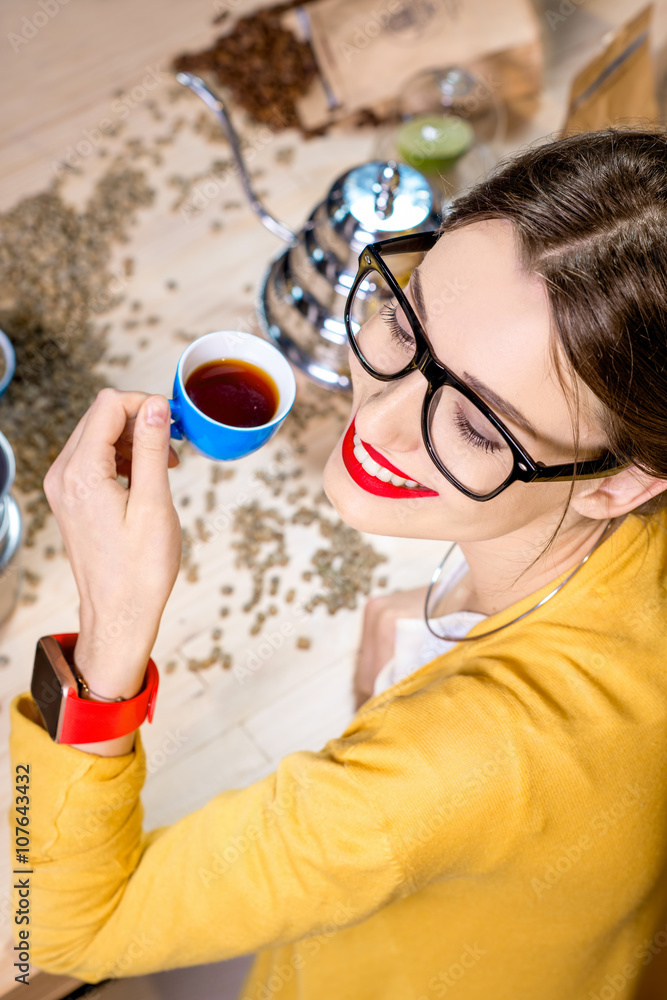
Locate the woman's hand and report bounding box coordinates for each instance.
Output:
[354,586,429,709]
[43,388,182,700]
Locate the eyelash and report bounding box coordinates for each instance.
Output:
[454,408,501,453]
[380,302,503,456]
[380,303,414,347]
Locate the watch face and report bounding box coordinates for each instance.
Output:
[31,638,73,741]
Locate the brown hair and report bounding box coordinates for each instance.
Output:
[438,126,667,565]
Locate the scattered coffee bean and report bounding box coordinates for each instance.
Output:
[275,147,295,166]
[211,465,235,484]
[0,165,154,546]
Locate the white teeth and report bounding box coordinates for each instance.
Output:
[352,432,425,489]
[361,457,381,476]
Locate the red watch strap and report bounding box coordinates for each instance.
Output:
[53,633,159,743]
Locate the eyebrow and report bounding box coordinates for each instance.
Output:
[410,269,538,439]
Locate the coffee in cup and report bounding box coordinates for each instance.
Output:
[168,330,296,461]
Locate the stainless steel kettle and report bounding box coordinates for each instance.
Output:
[177,73,443,392]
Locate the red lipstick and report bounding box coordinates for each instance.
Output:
[341,419,439,499]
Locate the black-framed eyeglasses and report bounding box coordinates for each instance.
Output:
[344,231,630,501]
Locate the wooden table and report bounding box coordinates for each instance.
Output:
[0,0,665,995]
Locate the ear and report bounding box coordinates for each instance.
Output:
[570,464,667,519]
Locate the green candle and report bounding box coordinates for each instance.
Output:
[396,114,475,174]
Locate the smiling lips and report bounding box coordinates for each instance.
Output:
[341,419,439,499]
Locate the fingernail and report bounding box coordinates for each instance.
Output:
[145,398,168,425]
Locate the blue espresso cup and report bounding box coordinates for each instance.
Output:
[168,330,297,460]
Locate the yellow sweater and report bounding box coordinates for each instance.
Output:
[8,509,667,1000]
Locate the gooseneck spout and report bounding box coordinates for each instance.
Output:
[176,72,296,245]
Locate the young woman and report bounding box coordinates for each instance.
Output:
[10,127,667,1000]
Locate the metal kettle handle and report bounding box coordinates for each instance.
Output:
[176,72,296,245]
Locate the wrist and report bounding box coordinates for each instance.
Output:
[73,635,152,701]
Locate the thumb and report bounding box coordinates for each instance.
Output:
[127,394,173,509]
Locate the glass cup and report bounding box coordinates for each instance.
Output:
[168,330,296,460]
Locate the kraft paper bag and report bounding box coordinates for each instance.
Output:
[284,0,543,131]
[562,3,658,134]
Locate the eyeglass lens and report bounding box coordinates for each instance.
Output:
[348,250,515,496]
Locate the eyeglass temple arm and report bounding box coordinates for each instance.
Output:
[527,455,631,482]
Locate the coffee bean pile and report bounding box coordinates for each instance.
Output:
[231,500,289,617]
[0,168,154,546]
[291,506,388,614]
[172,2,318,132]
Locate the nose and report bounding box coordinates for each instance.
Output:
[354,368,428,456]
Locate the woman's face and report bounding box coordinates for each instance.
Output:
[323,218,609,542]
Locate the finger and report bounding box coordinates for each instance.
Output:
[66,388,153,483]
[60,384,148,472]
[45,406,92,483]
[116,436,180,468]
[354,687,371,710]
[356,601,381,674]
[127,394,174,512]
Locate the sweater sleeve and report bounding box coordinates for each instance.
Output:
[7,671,531,983]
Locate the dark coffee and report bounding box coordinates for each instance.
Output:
[184,358,279,428]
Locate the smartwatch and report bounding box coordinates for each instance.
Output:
[30,633,159,744]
